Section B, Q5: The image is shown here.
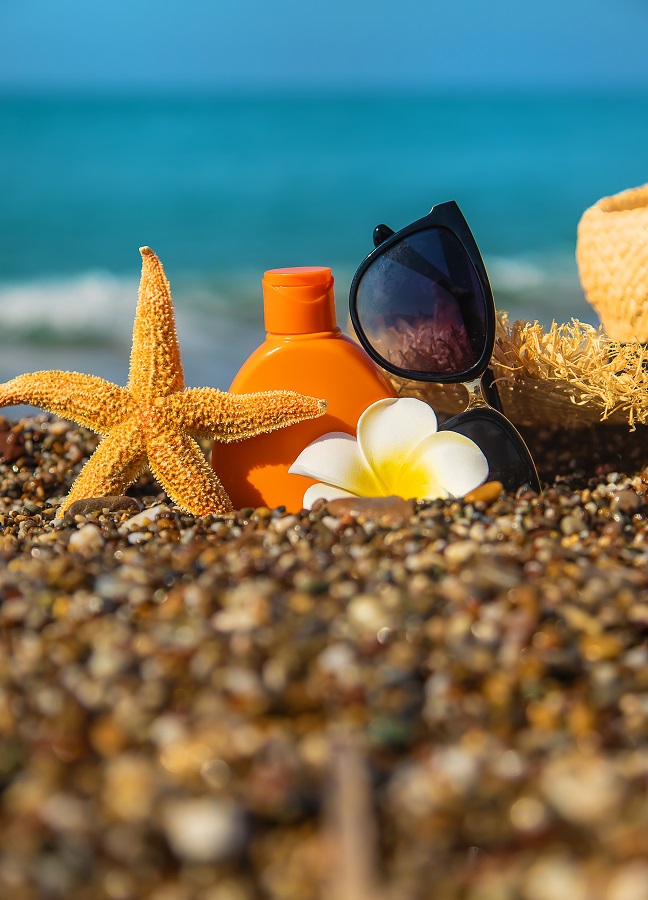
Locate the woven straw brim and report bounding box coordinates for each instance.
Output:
[576,183,648,342]
[378,312,648,430]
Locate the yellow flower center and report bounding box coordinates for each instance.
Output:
[381,457,444,501]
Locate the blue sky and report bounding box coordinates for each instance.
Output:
[1,0,648,91]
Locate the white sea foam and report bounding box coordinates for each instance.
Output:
[0,273,138,344]
[486,253,595,325]
[0,270,259,340]
[0,256,598,393]
[0,272,264,391]
[487,257,547,291]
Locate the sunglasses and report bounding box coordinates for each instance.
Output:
[349,201,540,493]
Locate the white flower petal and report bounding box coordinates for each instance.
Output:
[396,430,488,499]
[302,483,357,509]
[356,398,439,492]
[289,432,381,496]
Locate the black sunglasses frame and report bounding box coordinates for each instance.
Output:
[438,407,540,493]
[348,200,541,493]
[349,200,497,385]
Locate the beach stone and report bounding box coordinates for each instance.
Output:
[162,798,245,863]
[523,858,588,900]
[271,514,299,535]
[47,419,70,436]
[40,792,91,833]
[607,862,648,900]
[444,540,478,566]
[463,481,504,505]
[118,503,169,533]
[325,495,413,524]
[127,531,152,544]
[540,753,621,825]
[321,515,341,531]
[68,523,105,555]
[581,633,623,662]
[66,496,141,518]
[317,642,357,680]
[611,489,643,514]
[560,515,584,536]
[509,796,548,833]
[89,716,128,757]
[347,595,391,636]
[0,424,25,463]
[103,755,155,823]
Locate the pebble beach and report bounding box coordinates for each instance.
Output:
[2,413,648,900]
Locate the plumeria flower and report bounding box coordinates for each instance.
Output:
[289,397,489,509]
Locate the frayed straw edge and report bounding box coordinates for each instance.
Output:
[493,312,648,429]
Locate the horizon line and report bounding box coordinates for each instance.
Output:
[1,82,648,100]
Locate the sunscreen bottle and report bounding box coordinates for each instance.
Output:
[215,266,397,511]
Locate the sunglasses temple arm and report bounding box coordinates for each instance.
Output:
[461,381,541,493]
[480,368,504,413]
[464,372,504,414]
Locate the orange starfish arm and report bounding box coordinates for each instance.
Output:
[58,418,147,516]
[146,423,234,515]
[162,388,327,441]
[0,371,132,434]
[128,247,184,403]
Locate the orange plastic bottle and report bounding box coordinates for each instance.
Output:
[215,266,397,511]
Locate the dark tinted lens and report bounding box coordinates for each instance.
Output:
[355,227,488,376]
[440,409,539,493]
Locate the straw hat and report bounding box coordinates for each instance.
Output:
[576,183,648,342]
[351,185,648,431]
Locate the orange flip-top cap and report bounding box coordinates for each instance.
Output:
[263,266,337,334]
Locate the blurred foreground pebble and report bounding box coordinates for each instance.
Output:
[1,414,648,899]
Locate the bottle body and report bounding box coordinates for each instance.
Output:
[215,328,397,511]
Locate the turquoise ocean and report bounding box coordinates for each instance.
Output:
[1,91,647,393]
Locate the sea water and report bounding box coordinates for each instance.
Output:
[1,90,647,391]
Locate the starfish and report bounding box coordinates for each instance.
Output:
[0,247,326,517]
